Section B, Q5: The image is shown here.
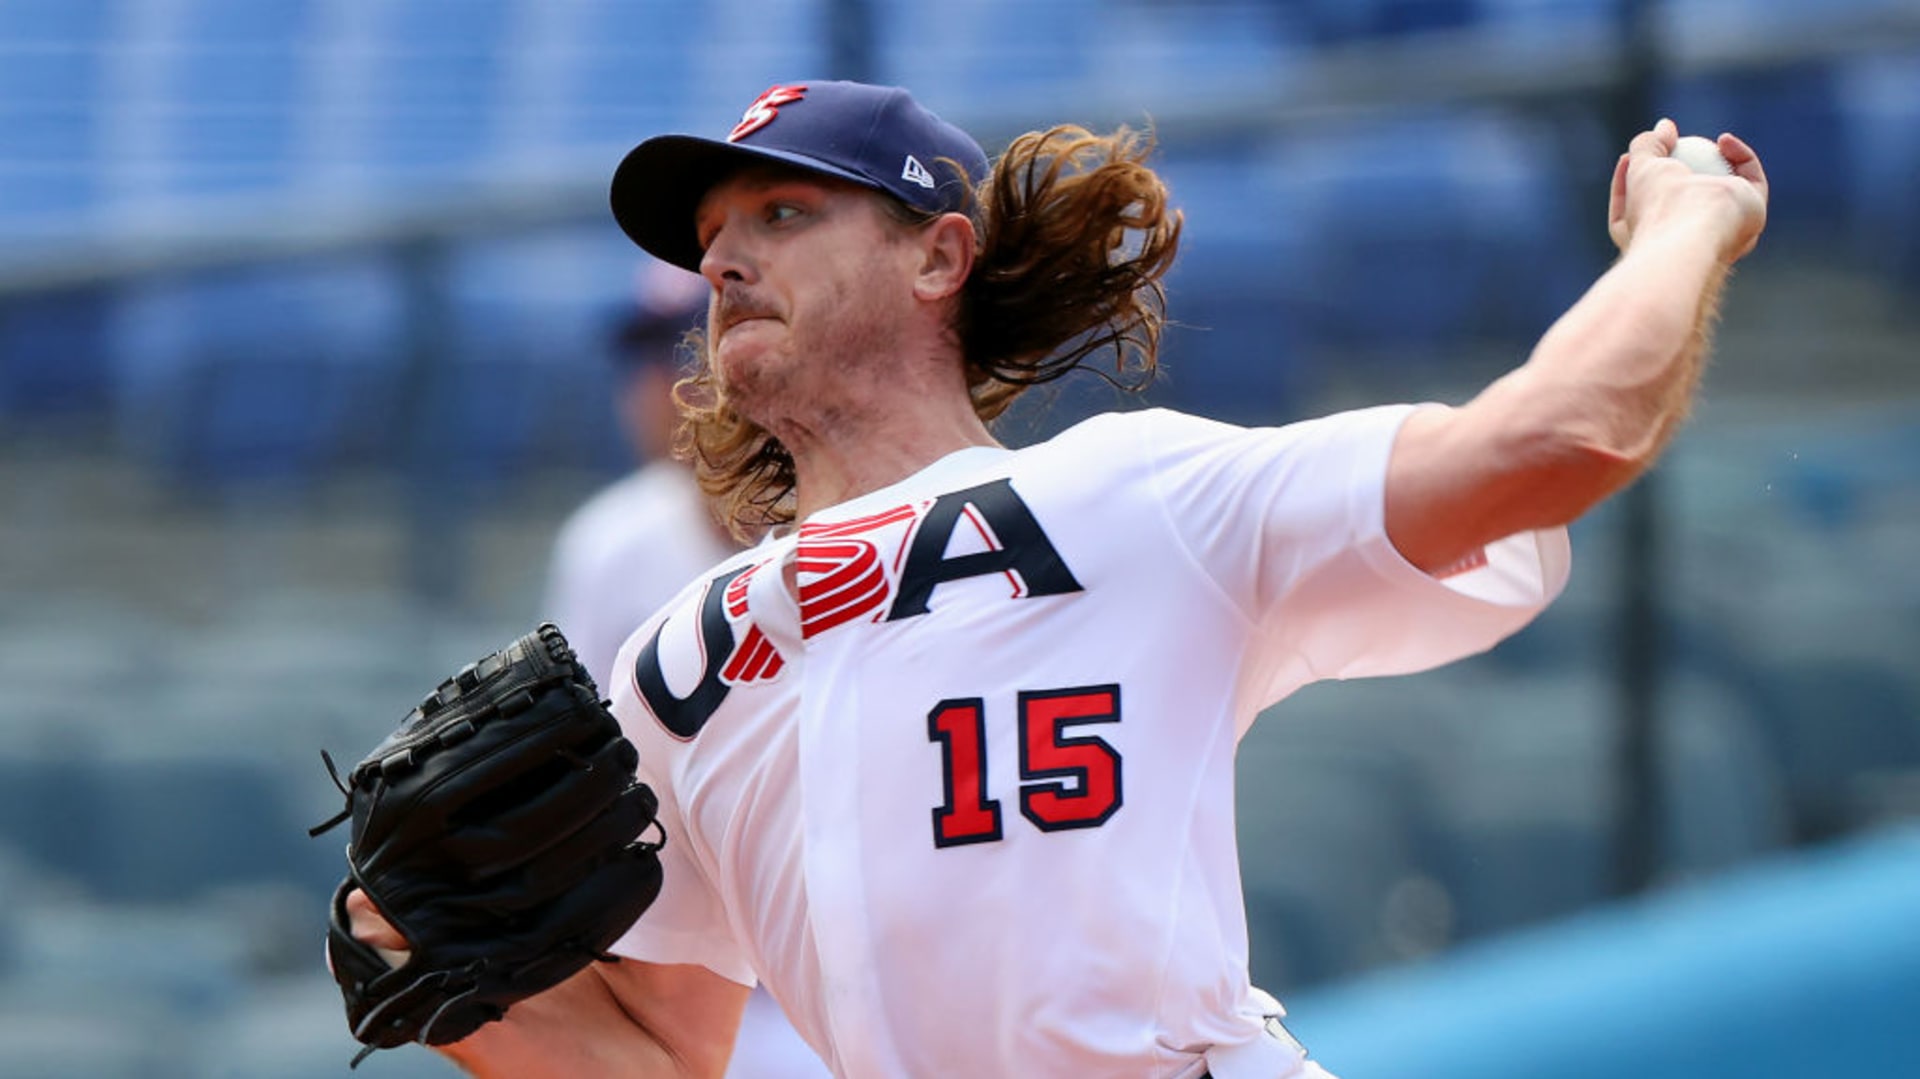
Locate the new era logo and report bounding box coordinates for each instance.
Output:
[901,154,935,189]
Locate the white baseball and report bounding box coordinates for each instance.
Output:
[1671,134,1733,176]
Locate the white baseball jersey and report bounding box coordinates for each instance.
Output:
[608,405,1570,1079]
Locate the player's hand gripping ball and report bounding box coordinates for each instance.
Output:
[1671,134,1734,176]
[1609,120,1768,264]
[310,623,664,1065]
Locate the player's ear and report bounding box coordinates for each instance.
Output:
[910,212,976,303]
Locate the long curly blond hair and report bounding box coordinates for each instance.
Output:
[675,125,1183,541]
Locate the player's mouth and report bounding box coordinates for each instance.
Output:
[716,290,780,335]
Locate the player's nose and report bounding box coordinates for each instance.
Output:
[699,217,756,287]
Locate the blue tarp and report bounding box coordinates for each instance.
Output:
[1288,824,1920,1078]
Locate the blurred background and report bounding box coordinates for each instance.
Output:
[0,1,1916,1076]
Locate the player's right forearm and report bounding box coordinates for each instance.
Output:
[1383,203,1744,572]
[1498,208,1737,474]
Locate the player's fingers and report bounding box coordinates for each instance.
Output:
[346,887,412,953]
[1626,119,1676,160]
[1718,132,1769,197]
[1607,152,1633,248]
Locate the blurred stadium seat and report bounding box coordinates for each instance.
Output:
[1293,0,1480,43]
[108,264,407,489]
[1656,671,1795,877]
[193,978,460,1078]
[1658,65,1852,240]
[364,0,516,180]
[8,899,255,1017]
[0,288,116,419]
[0,0,112,229]
[0,997,181,1079]
[1246,110,1584,357]
[877,0,1096,105]
[144,0,310,198]
[1836,51,1920,281]
[0,749,330,902]
[1749,660,1920,841]
[1238,738,1437,988]
[512,0,704,150]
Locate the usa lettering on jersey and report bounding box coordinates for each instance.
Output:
[633,479,1081,738]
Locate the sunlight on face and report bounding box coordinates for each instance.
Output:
[693,166,922,428]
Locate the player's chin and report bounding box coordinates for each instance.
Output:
[712,336,791,406]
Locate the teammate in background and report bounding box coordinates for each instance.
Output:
[350,81,1768,1077]
[543,261,729,691]
[541,260,829,1079]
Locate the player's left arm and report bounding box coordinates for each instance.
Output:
[344,889,748,1079]
[1383,120,1769,575]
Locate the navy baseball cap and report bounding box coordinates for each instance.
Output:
[611,81,989,272]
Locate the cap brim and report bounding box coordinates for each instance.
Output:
[610,135,882,272]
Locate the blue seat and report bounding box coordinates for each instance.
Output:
[537,0,707,148]
[0,0,113,225]
[1747,661,1920,842]
[111,263,406,487]
[0,0,112,38]
[0,750,335,903]
[163,354,388,487]
[0,289,116,419]
[876,0,1097,106]
[193,975,459,1078]
[1290,0,1479,44]
[1380,675,1616,941]
[149,0,312,197]
[1657,672,1795,878]
[1156,261,1312,427]
[694,0,827,113]
[90,753,328,902]
[1238,730,1440,991]
[1185,112,1581,367]
[1836,52,1920,282]
[0,756,97,886]
[8,901,256,1020]
[1657,65,1851,240]
[0,1005,169,1079]
[1148,155,1320,423]
[359,0,516,178]
[1473,0,1616,44]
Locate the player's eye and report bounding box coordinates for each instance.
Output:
[766,202,804,226]
[694,214,721,252]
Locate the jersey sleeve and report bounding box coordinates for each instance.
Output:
[606,751,759,986]
[1141,405,1570,697]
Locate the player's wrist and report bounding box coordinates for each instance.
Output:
[1632,184,1756,265]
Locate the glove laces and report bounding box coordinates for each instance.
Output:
[308,749,354,837]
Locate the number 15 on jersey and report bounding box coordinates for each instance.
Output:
[926,684,1123,849]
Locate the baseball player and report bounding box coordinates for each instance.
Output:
[345,81,1768,1077]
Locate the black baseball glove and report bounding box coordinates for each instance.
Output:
[310,623,664,1066]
